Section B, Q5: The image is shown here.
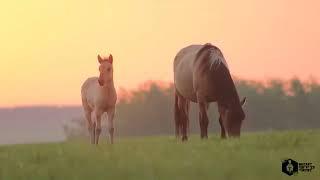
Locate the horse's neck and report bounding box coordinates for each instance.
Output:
[215,67,240,108]
[218,89,239,107]
[100,80,115,94]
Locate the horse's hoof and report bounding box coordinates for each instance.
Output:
[182,136,188,141]
[201,135,208,139]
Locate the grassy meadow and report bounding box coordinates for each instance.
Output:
[0,130,319,180]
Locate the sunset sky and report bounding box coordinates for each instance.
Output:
[1,0,319,107]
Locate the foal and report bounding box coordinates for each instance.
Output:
[81,54,117,144]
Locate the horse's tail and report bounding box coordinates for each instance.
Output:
[174,88,181,137]
[186,101,190,134]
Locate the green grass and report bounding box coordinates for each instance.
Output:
[0,130,319,180]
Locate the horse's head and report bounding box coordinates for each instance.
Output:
[219,97,246,137]
[97,54,114,86]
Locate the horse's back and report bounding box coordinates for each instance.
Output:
[174,45,203,70]
[81,77,99,110]
[174,43,228,102]
[81,77,99,95]
[174,45,204,102]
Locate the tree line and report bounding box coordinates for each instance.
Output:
[64,78,320,138]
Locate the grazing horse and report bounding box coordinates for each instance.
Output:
[81,54,117,144]
[173,43,246,141]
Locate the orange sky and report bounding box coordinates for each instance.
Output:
[0,0,319,107]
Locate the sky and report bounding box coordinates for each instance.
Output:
[0,0,319,107]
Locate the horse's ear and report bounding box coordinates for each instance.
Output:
[240,97,247,106]
[108,54,113,64]
[98,55,103,64]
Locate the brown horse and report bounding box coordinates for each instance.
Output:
[173,43,246,141]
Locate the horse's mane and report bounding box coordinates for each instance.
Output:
[195,43,241,108]
[195,43,215,60]
[195,43,224,75]
[196,43,228,71]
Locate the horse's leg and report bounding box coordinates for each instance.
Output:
[107,108,115,144]
[174,90,181,139]
[178,94,189,141]
[94,111,103,145]
[218,103,227,139]
[181,108,188,141]
[84,110,94,144]
[182,101,190,141]
[90,111,97,145]
[218,116,226,139]
[82,98,95,144]
[84,109,94,144]
[198,102,209,139]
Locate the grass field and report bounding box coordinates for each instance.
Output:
[0,130,319,180]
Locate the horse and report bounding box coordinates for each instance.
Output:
[81,54,117,144]
[173,43,246,141]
